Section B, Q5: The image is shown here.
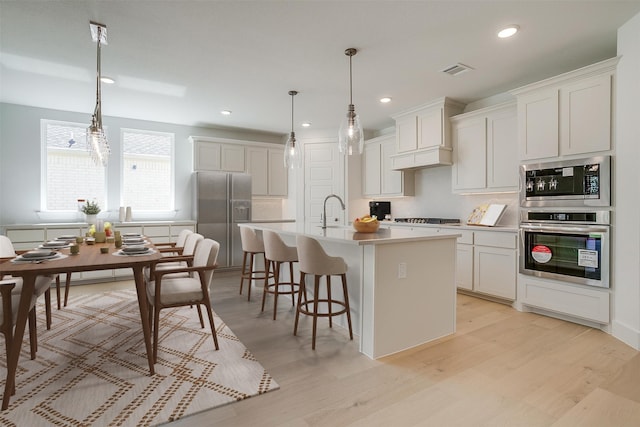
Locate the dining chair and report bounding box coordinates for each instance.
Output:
[146,238,220,363]
[1,275,57,361]
[0,235,53,330]
[144,232,203,282]
[261,230,299,320]
[154,229,193,257]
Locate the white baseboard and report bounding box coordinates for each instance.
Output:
[611,319,640,350]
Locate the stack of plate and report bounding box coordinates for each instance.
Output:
[40,240,69,249]
[19,250,58,261]
[120,246,151,255]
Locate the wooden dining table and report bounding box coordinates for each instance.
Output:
[0,240,161,410]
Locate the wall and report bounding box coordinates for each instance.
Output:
[612,11,640,349]
[372,164,519,227]
[0,103,284,225]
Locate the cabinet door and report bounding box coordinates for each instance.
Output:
[381,138,403,195]
[452,117,486,191]
[396,115,418,153]
[456,243,473,291]
[246,147,269,196]
[560,73,612,155]
[517,89,559,160]
[268,148,288,196]
[363,142,381,196]
[221,144,245,172]
[487,108,518,189]
[418,108,443,149]
[194,141,221,171]
[474,246,516,300]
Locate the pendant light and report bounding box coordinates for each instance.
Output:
[87,21,110,167]
[284,90,302,169]
[338,48,364,155]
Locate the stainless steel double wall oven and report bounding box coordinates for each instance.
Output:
[519,156,611,288]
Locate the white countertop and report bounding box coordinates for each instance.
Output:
[2,220,196,228]
[242,222,461,245]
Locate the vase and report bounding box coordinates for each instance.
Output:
[85,214,98,226]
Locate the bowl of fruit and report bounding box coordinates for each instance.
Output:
[353,215,380,233]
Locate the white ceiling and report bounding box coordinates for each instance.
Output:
[2,1,640,138]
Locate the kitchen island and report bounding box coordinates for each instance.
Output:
[240,222,461,359]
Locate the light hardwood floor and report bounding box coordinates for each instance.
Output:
[72,271,640,427]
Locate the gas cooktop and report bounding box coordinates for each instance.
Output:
[394,218,461,224]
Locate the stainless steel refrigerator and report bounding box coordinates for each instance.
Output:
[194,171,251,268]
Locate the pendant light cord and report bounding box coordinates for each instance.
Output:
[94,26,103,127]
[349,53,353,105]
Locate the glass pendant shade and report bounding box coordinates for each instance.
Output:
[338,105,364,155]
[284,131,302,169]
[87,120,110,167]
[283,90,302,169]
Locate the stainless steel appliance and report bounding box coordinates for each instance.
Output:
[519,210,610,288]
[193,171,251,268]
[520,155,611,208]
[395,217,461,224]
[369,201,391,219]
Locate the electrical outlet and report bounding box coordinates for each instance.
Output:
[398,262,407,279]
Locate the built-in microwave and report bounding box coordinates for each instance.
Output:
[520,156,611,208]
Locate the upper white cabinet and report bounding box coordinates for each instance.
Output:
[511,57,617,161]
[391,97,466,170]
[363,134,414,197]
[246,146,287,196]
[191,136,288,197]
[193,138,245,172]
[451,102,518,193]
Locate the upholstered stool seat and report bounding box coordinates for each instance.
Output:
[261,230,299,320]
[239,227,274,301]
[294,235,353,349]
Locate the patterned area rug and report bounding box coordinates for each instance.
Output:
[0,289,278,426]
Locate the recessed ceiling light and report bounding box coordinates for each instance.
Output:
[100,76,115,84]
[220,110,232,116]
[380,97,392,103]
[498,25,519,38]
[301,122,311,127]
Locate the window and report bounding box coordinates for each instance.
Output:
[121,129,174,211]
[42,120,106,211]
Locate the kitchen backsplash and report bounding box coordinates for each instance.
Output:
[380,166,518,226]
[252,198,285,221]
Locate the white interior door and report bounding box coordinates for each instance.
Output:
[303,141,344,225]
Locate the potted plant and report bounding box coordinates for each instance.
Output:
[81,200,101,225]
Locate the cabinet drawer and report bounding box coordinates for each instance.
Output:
[456,230,474,245]
[47,228,83,239]
[6,229,45,243]
[143,225,170,237]
[117,226,144,235]
[474,231,516,249]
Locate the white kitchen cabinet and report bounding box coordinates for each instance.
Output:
[192,139,245,172]
[451,102,517,193]
[454,230,474,291]
[362,135,414,197]
[473,231,517,300]
[391,97,465,170]
[246,146,288,197]
[511,57,617,161]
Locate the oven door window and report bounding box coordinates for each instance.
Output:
[523,231,602,281]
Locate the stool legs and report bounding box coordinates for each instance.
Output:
[262,260,298,320]
[293,271,353,349]
[240,251,273,302]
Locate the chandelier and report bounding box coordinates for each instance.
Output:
[87,21,110,167]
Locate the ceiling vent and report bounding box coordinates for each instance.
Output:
[441,63,474,76]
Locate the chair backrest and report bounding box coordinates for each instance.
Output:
[183,232,204,256]
[240,226,264,253]
[175,229,193,247]
[296,235,347,276]
[192,238,220,287]
[263,230,297,263]
[0,236,17,258]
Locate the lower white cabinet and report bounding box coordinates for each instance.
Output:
[448,228,517,300]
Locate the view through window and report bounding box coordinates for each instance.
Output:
[121,129,174,211]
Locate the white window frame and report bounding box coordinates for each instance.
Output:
[120,128,175,213]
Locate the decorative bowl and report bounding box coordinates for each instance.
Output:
[353,220,380,233]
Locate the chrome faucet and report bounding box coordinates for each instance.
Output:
[322,194,345,229]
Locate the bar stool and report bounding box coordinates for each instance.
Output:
[239,227,273,301]
[294,235,353,349]
[261,230,299,320]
